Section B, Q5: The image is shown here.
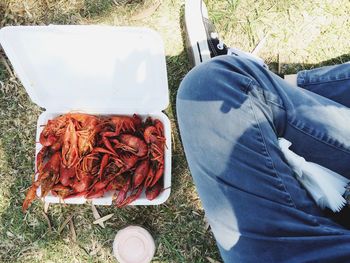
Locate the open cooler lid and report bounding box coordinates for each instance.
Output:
[0,25,169,112]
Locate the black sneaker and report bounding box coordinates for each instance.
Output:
[184,0,228,67]
[184,0,266,68]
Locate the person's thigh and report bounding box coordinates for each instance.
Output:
[295,62,350,227]
[177,55,350,262]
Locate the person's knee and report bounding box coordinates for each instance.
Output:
[179,56,235,98]
[177,60,210,102]
[176,55,255,115]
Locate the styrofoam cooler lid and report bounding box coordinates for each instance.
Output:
[0,25,169,112]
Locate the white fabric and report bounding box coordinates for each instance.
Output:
[278,138,349,212]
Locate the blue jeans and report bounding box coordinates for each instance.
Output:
[176,55,350,262]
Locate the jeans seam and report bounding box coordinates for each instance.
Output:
[266,99,285,110]
[297,69,350,86]
[300,77,350,86]
[242,78,254,93]
[289,121,350,155]
[248,96,297,209]
[253,82,284,109]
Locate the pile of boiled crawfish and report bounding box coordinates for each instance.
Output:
[23,113,166,211]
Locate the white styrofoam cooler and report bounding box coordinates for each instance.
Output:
[0,25,171,205]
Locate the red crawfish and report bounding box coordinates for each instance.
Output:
[61,119,79,168]
[133,160,150,189]
[145,162,164,188]
[51,183,73,198]
[109,114,142,136]
[112,134,148,157]
[144,120,166,164]
[114,177,144,208]
[60,164,76,186]
[23,151,61,211]
[70,113,100,155]
[24,113,166,211]
[39,115,67,149]
[146,180,163,201]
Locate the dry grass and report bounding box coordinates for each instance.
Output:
[1,0,350,262]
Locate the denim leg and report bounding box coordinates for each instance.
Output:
[297,62,350,107]
[176,55,350,262]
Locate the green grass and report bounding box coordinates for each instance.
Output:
[1,0,350,262]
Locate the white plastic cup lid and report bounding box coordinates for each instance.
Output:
[113,226,155,263]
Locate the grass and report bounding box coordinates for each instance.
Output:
[1,0,350,262]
